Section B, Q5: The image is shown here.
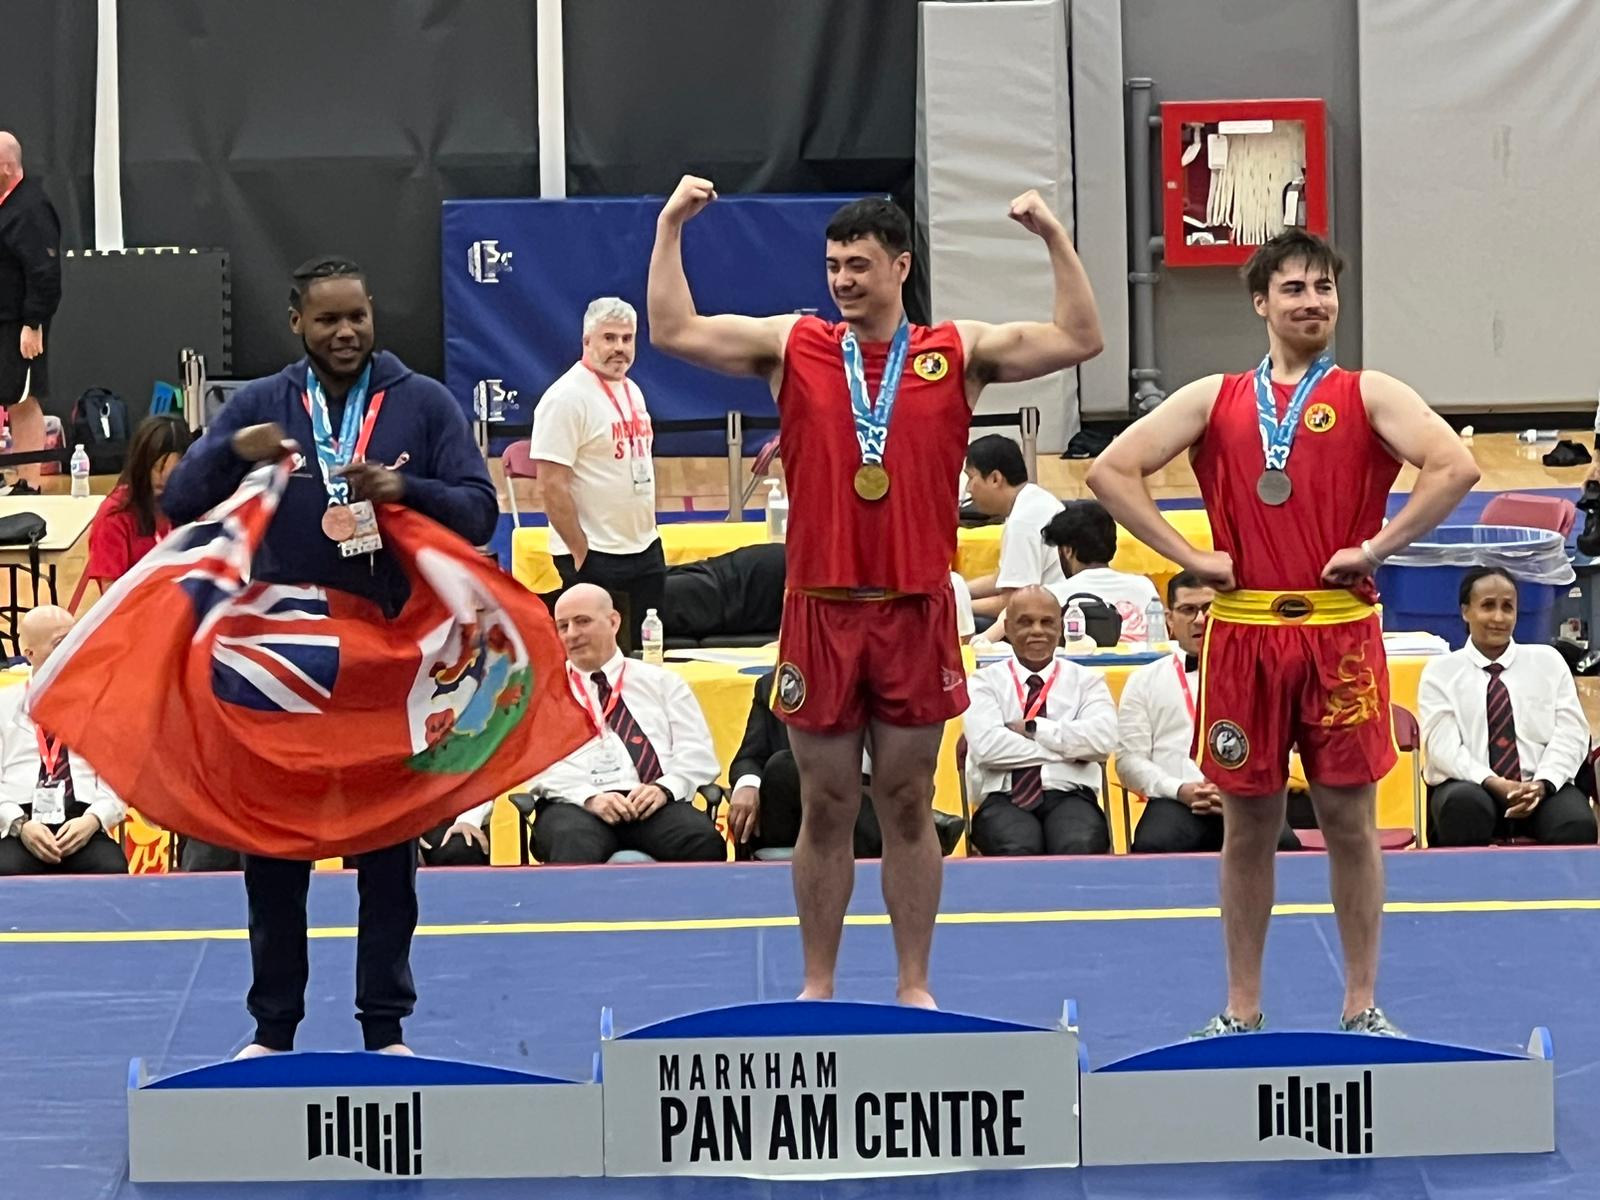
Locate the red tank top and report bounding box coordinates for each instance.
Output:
[778,316,970,592]
[1192,367,1399,597]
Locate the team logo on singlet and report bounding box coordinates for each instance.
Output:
[912,351,949,381]
[1207,719,1250,769]
[1303,402,1337,433]
[775,662,807,713]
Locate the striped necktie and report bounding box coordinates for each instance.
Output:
[592,671,662,784]
[1011,673,1045,811]
[1484,662,1521,782]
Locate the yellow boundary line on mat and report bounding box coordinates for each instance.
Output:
[3,898,1598,944]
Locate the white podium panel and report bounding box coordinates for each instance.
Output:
[601,1000,1082,1179]
[127,1052,604,1182]
[1081,1029,1555,1166]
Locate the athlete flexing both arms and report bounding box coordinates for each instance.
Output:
[1089,231,1479,1036]
[649,176,1101,1006]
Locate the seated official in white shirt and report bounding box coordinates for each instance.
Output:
[529,296,662,655]
[0,606,128,876]
[1116,573,1301,853]
[418,804,493,867]
[1041,500,1161,644]
[1417,566,1596,847]
[962,435,1065,620]
[524,584,724,864]
[962,587,1117,855]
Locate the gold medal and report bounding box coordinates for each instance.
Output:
[853,463,890,501]
[321,504,357,542]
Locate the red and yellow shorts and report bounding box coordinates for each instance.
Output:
[1194,589,1397,797]
[774,586,969,735]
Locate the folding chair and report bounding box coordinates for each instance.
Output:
[1297,704,1421,852]
[1479,493,1578,538]
[737,434,782,512]
[501,441,539,524]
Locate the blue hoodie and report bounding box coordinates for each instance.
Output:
[162,351,498,616]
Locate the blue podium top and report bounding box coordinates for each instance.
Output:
[1093,1030,1529,1073]
[614,1000,1062,1040]
[136,1051,589,1090]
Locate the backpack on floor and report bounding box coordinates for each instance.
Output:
[70,387,131,474]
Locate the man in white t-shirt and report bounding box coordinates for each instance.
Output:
[962,434,1065,620]
[529,296,662,653]
[1042,499,1161,643]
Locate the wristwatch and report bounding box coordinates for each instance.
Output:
[1023,719,1037,736]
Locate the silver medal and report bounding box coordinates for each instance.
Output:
[1256,469,1293,506]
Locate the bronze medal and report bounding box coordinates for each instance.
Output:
[321,504,358,542]
[853,463,890,501]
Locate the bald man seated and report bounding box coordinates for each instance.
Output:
[0,607,128,875]
[522,584,726,864]
[961,586,1117,855]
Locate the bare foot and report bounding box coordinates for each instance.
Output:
[377,1043,414,1055]
[233,1043,284,1060]
[796,985,834,1001]
[897,987,938,1010]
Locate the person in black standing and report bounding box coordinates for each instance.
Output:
[162,256,498,1057]
[0,132,62,497]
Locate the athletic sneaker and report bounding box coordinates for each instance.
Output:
[1190,1011,1265,1039]
[1339,1007,1404,1037]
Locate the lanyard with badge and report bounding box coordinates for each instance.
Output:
[1171,653,1196,722]
[586,366,653,494]
[1008,659,1062,723]
[29,694,68,825]
[302,362,387,557]
[569,663,626,779]
[1252,352,1333,506]
[840,319,910,502]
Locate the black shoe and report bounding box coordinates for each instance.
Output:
[1543,439,1592,467]
[933,811,966,857]
[1578,481,1600,557]
[2,479,40,497]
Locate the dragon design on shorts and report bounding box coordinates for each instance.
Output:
[1320,645,1381,728]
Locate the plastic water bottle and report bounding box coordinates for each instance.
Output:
[1145,598,1169,647]
[70,444,91,498]
[764,477,788,542]
[1063,600,1087,647]
[1517,429,1559,443]
[640,608,665,664]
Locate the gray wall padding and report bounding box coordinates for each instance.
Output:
[1360,0,1600,409]
[918,0,1080,453]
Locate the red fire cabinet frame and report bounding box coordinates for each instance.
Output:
[1159,98,1328,268]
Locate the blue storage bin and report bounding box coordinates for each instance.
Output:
[1376,525,1570,649]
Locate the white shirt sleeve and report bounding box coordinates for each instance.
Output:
[1533,656,1591,788]
[655,672,721,803]
[454,799,496,829]
[527,383,588,469]
[1114,667,1186,801]
[1033,669,1117,763]
[963,670,1052,771]
[1418,658,1492,785]
[950,573,976,639]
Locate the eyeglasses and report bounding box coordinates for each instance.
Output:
[1171,602,1213,619]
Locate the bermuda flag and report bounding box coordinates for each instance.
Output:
[28,461,591,859]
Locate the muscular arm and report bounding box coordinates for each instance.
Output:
[1086,376,1230,585]
[537,462,587,566]
[647,177,796,379]
[1361,371,1481,560]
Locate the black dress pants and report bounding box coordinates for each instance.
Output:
[743,750,882,859]
[555,538,667,656]
[531,798,726,864]
[1428,779,1597,847]
[243,840,418,1051]
[0,828,127,874]
[418,821,490,867]
[1130,796,1303,853]
[970,788,1110,856]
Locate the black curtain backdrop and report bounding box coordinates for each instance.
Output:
[0,0,98,249]
[117,0,539,382]
[564,0,926,319]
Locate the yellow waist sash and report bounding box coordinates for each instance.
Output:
[1209,589,1377,627]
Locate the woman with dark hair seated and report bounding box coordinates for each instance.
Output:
[83,415,190,586]
[1417,566,1597,846]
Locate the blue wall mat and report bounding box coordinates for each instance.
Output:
[442,195,859,457]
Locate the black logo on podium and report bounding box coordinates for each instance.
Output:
[1257,1071,1372,1155]
[307,1091,424,1176]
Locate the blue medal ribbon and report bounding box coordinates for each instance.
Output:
[305,361,373,506]
[1253,352,1333,472]
[840,319,911,466]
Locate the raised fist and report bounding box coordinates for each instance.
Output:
[1007,189,1062,239]
[660,175,718,226]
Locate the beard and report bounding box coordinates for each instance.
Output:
[304,336,373,385]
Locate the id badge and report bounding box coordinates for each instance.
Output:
[589,745,622,786]
[338,499,385,559]
[630,455,653,493]
[31,783,66,825]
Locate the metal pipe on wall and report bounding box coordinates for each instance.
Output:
[93,0,125,250]
[1126,78,1165,413]
[535,0,566,199]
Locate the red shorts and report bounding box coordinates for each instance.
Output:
[1195,602,1396,797]
[774,587,969,735]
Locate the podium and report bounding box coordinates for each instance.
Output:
[600,1000,1083,1179]
[1081,1028,1555,1165]
[126,1052,604,1182]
